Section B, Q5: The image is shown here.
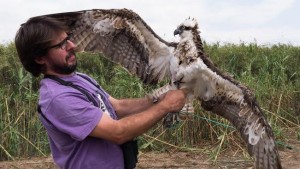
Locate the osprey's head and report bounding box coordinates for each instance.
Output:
[174,17,198,38]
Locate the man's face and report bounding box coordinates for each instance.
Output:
[43,31,77,75]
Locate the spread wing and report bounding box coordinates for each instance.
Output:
[41,8,176,84]
[198,56,282,169]
[171,23,282,168]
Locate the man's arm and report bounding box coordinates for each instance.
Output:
[108,94,158,118]
[89,89,186,144]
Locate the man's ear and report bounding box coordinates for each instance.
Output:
[34,56,46,64]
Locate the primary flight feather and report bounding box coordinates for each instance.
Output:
[43,8,175,84]
[39,8,282,169]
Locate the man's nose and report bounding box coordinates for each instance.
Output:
[66,40,76,50]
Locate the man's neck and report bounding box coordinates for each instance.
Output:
[44,71,75,77]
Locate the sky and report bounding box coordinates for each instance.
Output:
[1,0,300,46]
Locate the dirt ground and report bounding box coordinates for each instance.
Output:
[1,133,299,169]
[0,146,299,169]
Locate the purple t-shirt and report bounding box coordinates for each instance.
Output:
[38,72,124,169]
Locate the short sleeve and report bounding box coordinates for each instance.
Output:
[45,91,103,141]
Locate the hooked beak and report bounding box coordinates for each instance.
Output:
[174,28,183,36]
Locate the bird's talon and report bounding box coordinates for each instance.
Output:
[173,76,184,88]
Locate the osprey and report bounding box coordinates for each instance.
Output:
[39,8,282,169]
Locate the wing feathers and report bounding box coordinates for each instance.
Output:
[201,98,282,169]
[41,9,173,84]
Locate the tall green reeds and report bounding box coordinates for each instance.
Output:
[0,42,299,161]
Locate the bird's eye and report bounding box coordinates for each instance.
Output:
[184,26,191,30]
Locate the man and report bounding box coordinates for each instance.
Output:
[15,16,186,169]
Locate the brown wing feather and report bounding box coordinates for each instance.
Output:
[201,98,282,169]
[179,23,282,168]
[41,9,176,84]
[197,53,282,168]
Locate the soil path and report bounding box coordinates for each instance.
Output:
[0,148,299,169]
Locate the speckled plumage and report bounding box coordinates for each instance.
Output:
[39,9,282,169]
[172,18,282,169]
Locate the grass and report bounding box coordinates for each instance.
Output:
[0,41,299,161]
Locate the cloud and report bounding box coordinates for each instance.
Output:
[203,26,300,45]
[200,0,295,25]
[0,0,299,45]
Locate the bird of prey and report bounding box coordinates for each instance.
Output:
[39,8,282,169]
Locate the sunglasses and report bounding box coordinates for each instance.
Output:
[45,34,73,51]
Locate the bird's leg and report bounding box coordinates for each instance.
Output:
[147,84,180,128]
[179,96,195,120]
[162,94,195,128]
[162,101,194,128]
[147,82,194,128]
[163,112,180,128]
[146,84,175,102]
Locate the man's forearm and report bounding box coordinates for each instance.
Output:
[112,96,157,118]
[115,102,168,143]
[91,90,186,144]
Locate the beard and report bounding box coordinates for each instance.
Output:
[50,50,77,75]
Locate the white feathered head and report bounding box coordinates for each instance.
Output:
[174,17,199,37]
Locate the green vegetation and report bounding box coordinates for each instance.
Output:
[0,42,299,161]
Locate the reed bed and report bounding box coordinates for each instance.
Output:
[0,42,299,161]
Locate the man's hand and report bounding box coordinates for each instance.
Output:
[157,89,187,113]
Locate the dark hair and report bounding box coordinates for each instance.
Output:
[15,16,68,77]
